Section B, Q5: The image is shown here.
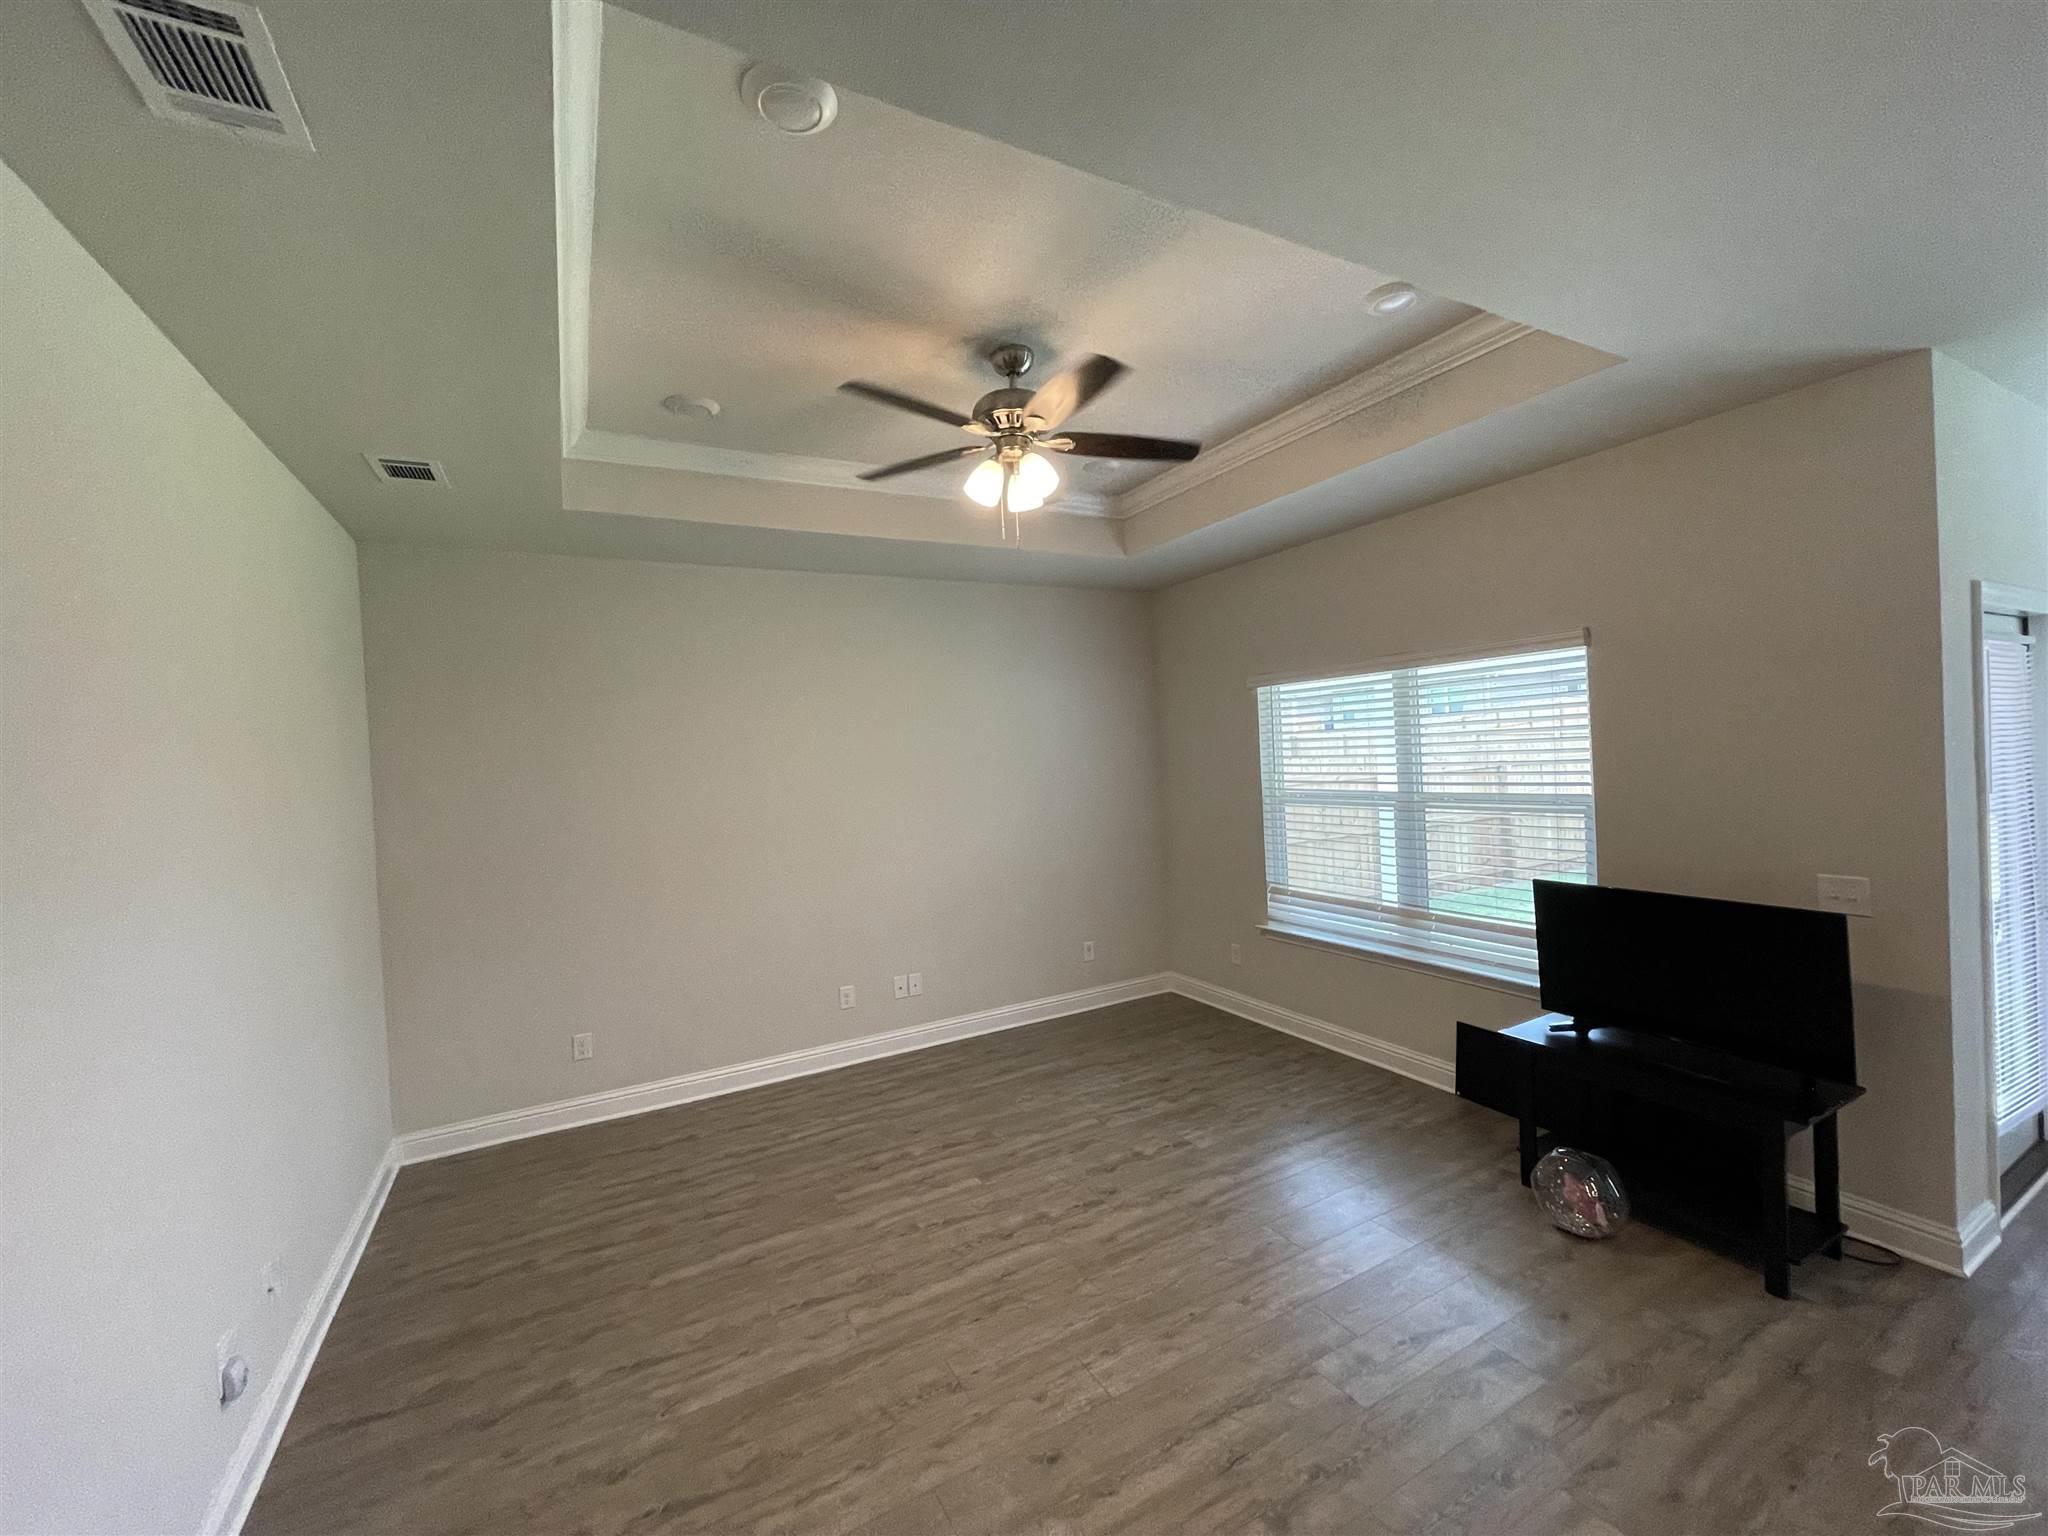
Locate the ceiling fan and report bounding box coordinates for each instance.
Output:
[838,343,1201,542]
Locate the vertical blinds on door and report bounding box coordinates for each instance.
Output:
[1985,618,2047,1132]
[1256,641,1593,985]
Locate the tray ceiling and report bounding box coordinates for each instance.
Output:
[10,0,2031,586]
[582,15,1483,502]
[557,2,1615,556]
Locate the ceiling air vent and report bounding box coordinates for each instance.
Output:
[81,0,314,152]
[365,456,449,486]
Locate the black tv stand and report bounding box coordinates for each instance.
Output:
[1456,1013,1864,1298]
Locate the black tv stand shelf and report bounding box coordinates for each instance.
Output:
[1456,1013,1865,1298]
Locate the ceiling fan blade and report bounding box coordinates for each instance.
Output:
[1048,431,1201,463]
[837,380,973,430]
[1024,354,1126,431]
[856,444,987,482]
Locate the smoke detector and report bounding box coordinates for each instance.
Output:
[1366,282,1421,316]
[80,0,314,152]
[738,63,837,137]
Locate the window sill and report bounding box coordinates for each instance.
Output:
[1257,922,1540,1000]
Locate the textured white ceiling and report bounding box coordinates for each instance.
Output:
[628,0,2047,413]
[586,13,1474,498]
[3,0,2039,589]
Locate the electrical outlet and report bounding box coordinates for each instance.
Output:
[907,972,923,996]
[1230,942,1242,965]
[839,984,856,1009]
[571,1032,594,1061]
[1816,874,1872,917]
[1082,940,1096,962]
[893,974,909,999]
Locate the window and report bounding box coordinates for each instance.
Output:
[1985,611,2046,1137]
[1256,639,1593,985]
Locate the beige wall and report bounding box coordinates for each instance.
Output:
[1931,351,2048,1226]
[0,181,2017,1534]
[360,546,1167,1133]
[1,162,392,1533]
[1155,355,1965,1230]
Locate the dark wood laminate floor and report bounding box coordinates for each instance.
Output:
[250,996,2048,1536]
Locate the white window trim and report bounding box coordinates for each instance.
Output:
[1250,631,1594,991]
[1257,920,1542,998]
[1247,629,1590,691]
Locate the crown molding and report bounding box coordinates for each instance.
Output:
[551,17,1514,535]
[565,428,1116,516]
[548,13,1118,521]
[1107,312,1535,520]
[560,309,1528,524]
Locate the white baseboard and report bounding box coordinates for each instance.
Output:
[200,972,2007,1530]
[1166,970,1993,1281]
[1166,971,1455,1093]
[1957,1198,2002,1276]
[204,1145,398,1536]
[208,976,1174,1525]
[397,973,1175,1164]
[1784,1175,1996,1278]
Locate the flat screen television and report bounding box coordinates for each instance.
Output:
[1532,880,1856,1085]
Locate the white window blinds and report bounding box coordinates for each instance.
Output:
[1256,641,1593,985]
[1985,618,2046,1132]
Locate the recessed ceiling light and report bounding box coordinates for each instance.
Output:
[739,63,838,136]
[1366,282,1421,316]
[661,395,721,419]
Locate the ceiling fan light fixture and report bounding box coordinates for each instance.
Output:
[961,451,1060,513]
[1011,450,1060,509]
[962,456,1005,508]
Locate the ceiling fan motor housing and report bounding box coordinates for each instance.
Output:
[972,386,1037,431]
[839,342,1199,487]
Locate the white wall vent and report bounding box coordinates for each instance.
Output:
[365,456,449,486]
[81,0,314,152]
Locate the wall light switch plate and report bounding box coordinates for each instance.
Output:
[893,974,909,999]
[1082,940,1096,962]
[1817,874,1872,917]
[571,1032,594,1061]
[839,985,856,1009]
[1230,943,1242,965]
[907,973,923,996]
[261,1258,284,1302]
